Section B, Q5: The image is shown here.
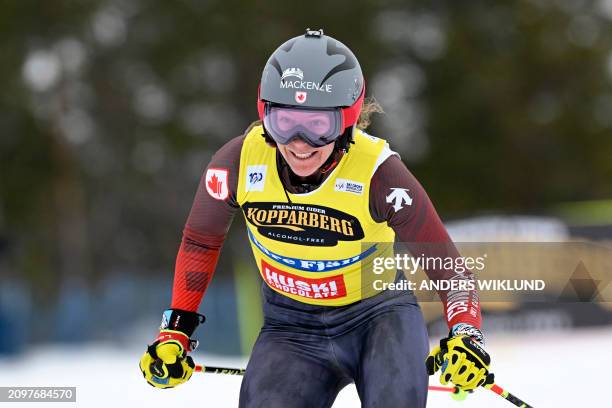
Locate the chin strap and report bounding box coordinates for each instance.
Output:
[319,125,353,173]
[319,150,344,174]
[334,125,355,154]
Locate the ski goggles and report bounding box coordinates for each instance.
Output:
[263,104,343,147]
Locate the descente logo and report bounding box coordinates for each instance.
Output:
[242,202,364,246]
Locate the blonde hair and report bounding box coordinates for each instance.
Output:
[357,96,384,130]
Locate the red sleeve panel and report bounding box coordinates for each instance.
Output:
[369,155,481,329]
[170,135,244,311]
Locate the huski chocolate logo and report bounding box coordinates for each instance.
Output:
[243,202,364,246]
[262,260,347,300]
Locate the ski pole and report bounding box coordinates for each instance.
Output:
[195,363,533,405]
[429,385,471,401]
[195,364,245,375]
[485,383,533,408]
[195,364,466,396]
[428,385,460,393]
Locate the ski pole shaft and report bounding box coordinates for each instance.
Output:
[195,364,245,375]
[196,364,531,405]
[428,385,458,393]
[195,364,461,394]
[487,383,533,408]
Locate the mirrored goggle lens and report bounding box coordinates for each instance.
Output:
[264,106,342,147]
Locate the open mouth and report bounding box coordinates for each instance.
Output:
[289,150,316,160]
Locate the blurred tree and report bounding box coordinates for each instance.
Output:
[1,0,611,329]
[412,0,612,215]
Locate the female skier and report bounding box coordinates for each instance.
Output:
[140,29,492,407]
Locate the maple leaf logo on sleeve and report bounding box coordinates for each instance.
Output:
[208,173,221,194]
[205,168,229,200]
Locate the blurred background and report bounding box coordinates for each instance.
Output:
[1,0,612,406]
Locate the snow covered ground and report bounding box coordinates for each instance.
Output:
[1,327,610,407]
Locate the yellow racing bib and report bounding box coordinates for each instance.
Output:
[237,125,397,306]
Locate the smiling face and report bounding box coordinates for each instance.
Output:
[277,138,336,177]
[266,108,339,176]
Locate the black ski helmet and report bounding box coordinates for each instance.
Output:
[257,29,365,138]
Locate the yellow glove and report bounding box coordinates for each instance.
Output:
[139,309,205,389]
[426,325,493,391]
[140,330,195,388]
